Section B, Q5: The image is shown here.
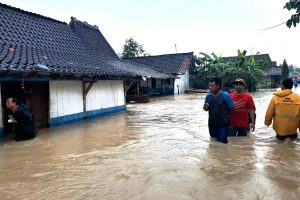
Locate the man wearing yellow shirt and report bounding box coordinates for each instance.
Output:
[265,78,300,140]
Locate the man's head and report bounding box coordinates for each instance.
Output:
[208,77,222,94]
[281,78,293,90]
[6,97,17,110]
[233,78,245,94]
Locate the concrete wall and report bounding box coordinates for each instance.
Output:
[49,80,126,126]
[0,80,126,140]
[85,80,126,118]
[49,80,83,126]
[174,71,189,94]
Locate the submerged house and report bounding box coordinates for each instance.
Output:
[69,17,172,102]
[222,54,281,88]
[252,54,281,88]
[128,52,195,95]
[0,3,170,139]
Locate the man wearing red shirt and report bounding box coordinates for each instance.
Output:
[228,78,256,136]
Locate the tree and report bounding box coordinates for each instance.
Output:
[120,37,146,58]
[294,67,300,73]
[221,50,266,92]
[189,55,206,88]
[189,53,226,88]
[284,0,300,28]
[190,50,266,91]
[281,59,290,80]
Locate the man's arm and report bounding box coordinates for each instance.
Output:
[247,95,256,131]
[203,95,210,111]
[249,109,255,131]
[222,92,235,112]
[265,98,275,126]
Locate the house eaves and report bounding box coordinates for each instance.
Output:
[0,3,138,80]
[68,17,172,80]
[128,52,194,74]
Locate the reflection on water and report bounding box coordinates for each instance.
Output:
[0,89,300,200]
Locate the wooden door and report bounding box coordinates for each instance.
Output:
[26,82,49,128]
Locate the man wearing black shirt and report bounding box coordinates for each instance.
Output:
[6,97,37,141]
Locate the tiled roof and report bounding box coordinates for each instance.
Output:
[70,18,171,79]
[222,54,280,76]
[69,17,119,60]
[128,52,194,74]
[222,54,273,66]
[0,3,157,79]
[105,58,172,79]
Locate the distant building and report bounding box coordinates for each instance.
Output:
[128,52,195,95]
[222,54,281,88]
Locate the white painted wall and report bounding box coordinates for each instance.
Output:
[49,80,83,118]
[174,71,190,94]
[86,80,125,111]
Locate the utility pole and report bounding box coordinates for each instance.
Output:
[175,44,177,53]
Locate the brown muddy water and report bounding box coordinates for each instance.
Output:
[0,89,300,200]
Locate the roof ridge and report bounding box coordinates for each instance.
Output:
[70,17,99,30]
[0,2,67,25]
[133,52,194,59]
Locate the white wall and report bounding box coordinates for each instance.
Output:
[49,80,83,118]
[86,80,125,111]
[174,71,190,94]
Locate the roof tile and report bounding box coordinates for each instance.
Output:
[0,3,136,78]
[128,52,194,74]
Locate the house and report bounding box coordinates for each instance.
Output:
[69,17,173,102]
[0,3,170,139]
[222,54,281,88]
[128,52,195,95]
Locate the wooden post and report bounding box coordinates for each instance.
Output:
[82,80,95,120]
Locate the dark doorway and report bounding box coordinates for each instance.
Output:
[1,81,49,135]
[151,78,156,88]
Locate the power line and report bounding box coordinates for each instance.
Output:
[259,21,287,31]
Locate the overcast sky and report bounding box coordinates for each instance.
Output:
[1,0,299,66]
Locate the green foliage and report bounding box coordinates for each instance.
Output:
[120,37,146,58]
[190,50,266,91]
[281,59,290,80]
[294,67,300,73]
[288,64,295,72]
[284,0,300,28]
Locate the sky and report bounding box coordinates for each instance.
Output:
[1,0,300,66]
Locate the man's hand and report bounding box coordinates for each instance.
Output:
[249,123,255,131]
[203,103,209,111]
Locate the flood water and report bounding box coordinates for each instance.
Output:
[0,89,300,200]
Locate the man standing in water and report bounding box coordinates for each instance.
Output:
[203,77,234,143]
[265,78,300,140]
[228,78,256,136]
[6,97,37,141]
[293,77,298,88]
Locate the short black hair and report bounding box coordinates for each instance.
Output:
[209,77,222,88]
[282,78,293,89]
[7,97,18,103]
